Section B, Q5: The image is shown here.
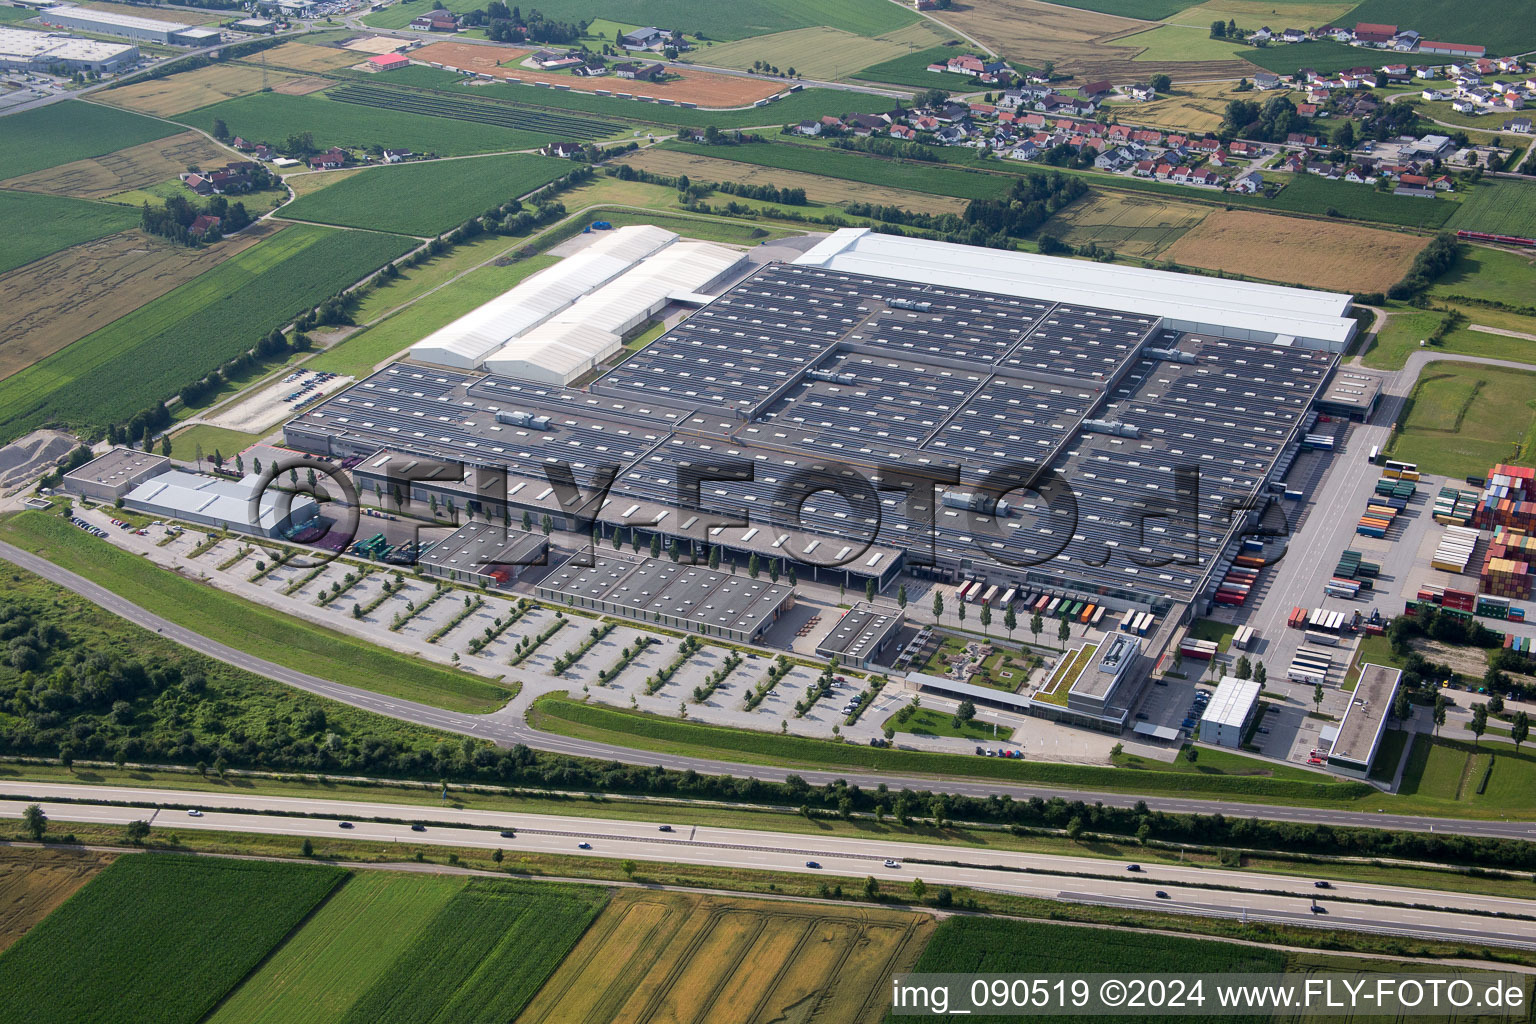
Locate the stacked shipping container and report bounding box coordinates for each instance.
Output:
[1474,464,1536,531]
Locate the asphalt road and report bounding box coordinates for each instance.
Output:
[5,783,1534,949]
[6,539,1536,841]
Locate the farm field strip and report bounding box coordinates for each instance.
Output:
[97,63,301,116]
[1038,190,1209,259]
[0,847,115,953]
[694,21,946,81]
[658,140,1010,200]
[0,129,232,200]
[0,101,181,181]
[327,83,624,139]
[0,190,140,277]
[1446,179,1536,241]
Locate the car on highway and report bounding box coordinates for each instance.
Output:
[883,859,900,869]
[805,861,820,869]
[578,841,592,849]
[187,809,203,817]
[1313,880,1331,888]
[1310,904,1327,914]
[658,825,674,832]
[499,830,516,838]
[410,824,426,832]
[338,821,354,829]
[1154,890,1169,899]
[1126,864,1141,872]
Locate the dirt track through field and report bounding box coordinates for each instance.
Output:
[0,132,235,200]
[0,225,277,381]
[412,40,784,108]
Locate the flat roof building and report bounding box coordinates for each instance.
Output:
[535,549,794,643]
[41,5,191,43]
[62,447,169,502]
[122,470,318,538]
[1200,675,1262,748]
[1316,368,1383,420]
[0,26,138,71]
[815,603,904,668]
[1327,663,1401,777]
[417,521,548,588]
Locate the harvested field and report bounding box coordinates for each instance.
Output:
[249,40,364,72]
[0,131,235,200]
[412,40,783,107]
[285,166,369,197]
[0,225,275,382]
[342,34,406,53]
[518,890,933,1024]
[273,74,332,96]
[98,64,300,116]
[1161,209,1427,291]
[620,148,970,214]
[931,0,1255,81]
[0,847,116,952]
[1040,190,1207,258]
[1105,82,1295,133]
[695,22,946,81]
[1165,0,1355,29]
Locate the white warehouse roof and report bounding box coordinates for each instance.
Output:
[43,4,190,31]
[409,225,676,368]
[1200,675,1262,731]
[123,470,316,534]
[795,229,1357,350]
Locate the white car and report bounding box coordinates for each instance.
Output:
[883,859,900,869]
[187,809,204,817]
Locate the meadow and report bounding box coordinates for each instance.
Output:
[176,91,558,157]
[278,154,569,236]
[1344,0,1533,55]
[1240,39,1421,74]
[1256,172,1457,229]
[364,0,918,39]
[0,191,139,276]
[520,890,931,1024]
[0,131,233,200]
[1388,363,1536,479]
[208,873,468,1024]
[1431,245,1536,309]
[0,854,345,1024]
[0,224,412,442]
[1118,23,1261,63]
[1028,0,1202,16]
[660,140,1011,200]
[695,21,944,81]
[1040,189,1208,259]
[1446,180,1536,241]
[1365,305,1536,370]
[0,101,180,181]
[338,879,607,1024]
[851,45,968,88]
[1103,81,1281,133]
[0,512,515,714]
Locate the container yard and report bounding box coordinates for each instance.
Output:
[1474,464,1536,532]
[1432,485,1479,526]
[1480,525,1536,599]
[1431,525,1480,575]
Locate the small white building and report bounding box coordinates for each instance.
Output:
[123,470,318,538]
[1199,676,1262,748]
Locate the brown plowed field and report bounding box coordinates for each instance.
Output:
[0,224,277,381]
[412,41,784,108]
[0,846,116,952]
[252,40,367,72]
[930,0,1255,82]
[0,131,235,200]
[1161,209,1427,292]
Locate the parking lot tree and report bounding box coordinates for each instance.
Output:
[542,513,554,537]
[1057,615,1069,646]
[709,546,720,569]
[22,804,45,841]
[1253,662,1266,687]
[1003,605,1016,639]
[212,449,224,470]
[957,602,966,626]
[1393,688,1412,722]
[1489,691,1505,716]
[1513,711,1530,754]
[897,584,907,609]
[787,565,797,586]
[1471,703,1488,747]
[748,553,760,578]
[1433,692,1448,735]
[770,560,780,582]
[1184,745,1199,763]
[669,539,680,562]
[980,604,991,636]
[650,534,661,558]
[1314,682,1324,713]
[1235,655,1251,679]
[953,700,976,728]
[521,509,532,531]
[933,592,944,621]
[866,578,877,602]
[1030,611,1042,646]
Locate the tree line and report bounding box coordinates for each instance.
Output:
[140,194,255,247]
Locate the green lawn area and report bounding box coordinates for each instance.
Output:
[1239,39,1416,75]
[1186,618,1238,651]
[1369,728,1410,782]
[1035,643,1097,707]
[0,510,517,713]
[891,706,1014,743]
[530,693,1374,802]
[0,854,345,1024]
[1387,362,1536,479]
[1398,734,1494,803]
[851,46,966,88]
[918,635,1030,692]
[364,0,918,38]
[166,424,266,462]
[1430,245,1536,309]
[1119,24,1261,63]
[0,5,37,21]
[305,253,559,377]
[1445,179,1536,241]
[0,190,140,276]
[1362,305,1536,370]
[275,154,568,237]
[0,100,180,181]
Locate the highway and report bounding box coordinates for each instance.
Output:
[7,539,1536,841]
[4,782,1535,949]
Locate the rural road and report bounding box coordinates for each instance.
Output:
[7,540,1536,841]
[6,783,1536,949]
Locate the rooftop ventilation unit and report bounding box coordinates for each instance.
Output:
[1144,348,1197,364]
[495,411,552,430]
[941,490,1011,517]
[888,297,932,312]
[1083,419,1141,438]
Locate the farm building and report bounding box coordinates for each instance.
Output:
[121,470,318,538]
[1326,664,1401,777]
[0,27,138,72]
[39,5,217,44]
[1199,676,1262,748]
[535,549,794,643]
[417,520,548,588]
[408,225,744,385]
[815,604,905,669]
[367,52,408,71]
[61,447,168,502]
[288,231,1357,729]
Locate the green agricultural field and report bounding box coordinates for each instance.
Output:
[531,693,1373,802]
[1030,0,1203,16]
[209,873,468,1024]
[382,67,901,130]
[324,83,626,141]
[365,0,918,39]
[0,190,139,276]
[0,511,517,713]
[0,854,345,1024]
[852,46,967,88]
[1343,0,1534,55]
[1431,245,1536,308]
[0,224,412,442]
[338,879,608,1024]
[1446,179,1536,241]
[1259,172,1456,229]
[307,253,560,377]
[176,91,558,158]
[0,101,180,181]
[661,140,1010,200]
[1121,24,1261,62]
[1239,39,1419,75]
[1388,363,1536,479]
[278,154,569,236]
